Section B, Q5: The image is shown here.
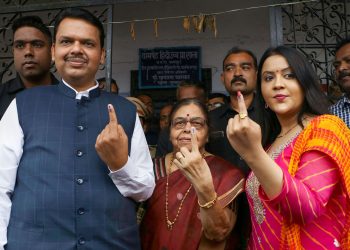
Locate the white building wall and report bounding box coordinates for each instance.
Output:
[107,0,272,96]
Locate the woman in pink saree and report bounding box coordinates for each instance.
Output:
[227,46,350,249]
[140,98,245,249]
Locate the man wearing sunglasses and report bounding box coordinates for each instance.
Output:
[207,92,228,111]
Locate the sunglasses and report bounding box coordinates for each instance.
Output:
[207,102,224,110]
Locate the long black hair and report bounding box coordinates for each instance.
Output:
[257,46,330,140]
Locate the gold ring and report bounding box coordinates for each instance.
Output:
[239,113,248,119]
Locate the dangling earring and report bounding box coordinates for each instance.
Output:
[99,64,105,71]
[264,103,269,109]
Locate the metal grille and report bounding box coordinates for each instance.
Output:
[281,0,350,100]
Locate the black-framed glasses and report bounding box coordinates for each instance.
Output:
[171,117,207,130]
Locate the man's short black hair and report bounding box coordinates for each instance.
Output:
[222,47,258,70]
[335,37,350,54]
[54,7,105,48]
[177,80,207,94]
[208,92,228,101]
[12,15,52,45]
[177,80,205,90]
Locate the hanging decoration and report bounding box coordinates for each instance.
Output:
[191,14,205,33]
[182,14,216,36]
[206,15,217,38]
[2,0,316,40]
[130,22,136,40]
[119,0,317,40]
[191,16,198,33]
[183,16,190,33]
[197,14,205,33]
[154,18,158,38]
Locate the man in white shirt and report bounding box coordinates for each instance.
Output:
[0,7,154,250]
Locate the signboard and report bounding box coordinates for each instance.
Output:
[138,46,201,89]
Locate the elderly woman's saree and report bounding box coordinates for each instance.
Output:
[141,155,245,250]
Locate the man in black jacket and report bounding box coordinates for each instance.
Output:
[206,47,270,250]
[206,47,268,176]
[0,16,58,119]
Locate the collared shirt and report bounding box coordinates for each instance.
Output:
[206,96,261,176]
[0,81,155,248]
[329,95,350,128]
[0,74,59,120]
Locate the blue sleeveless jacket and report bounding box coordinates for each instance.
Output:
[6,82,140,250]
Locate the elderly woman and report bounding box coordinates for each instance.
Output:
[140,98,245,249]
[227,46,350,249]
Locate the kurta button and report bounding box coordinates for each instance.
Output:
[76,178,84,185]
[78,237,85,245]
[76,150,83,157]
[77,125,84,131]
[77,208,85,215]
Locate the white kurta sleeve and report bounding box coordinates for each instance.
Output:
[0,100,23,249]
[108,114,155,202]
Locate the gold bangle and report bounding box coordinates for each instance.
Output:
[198,193,217,209]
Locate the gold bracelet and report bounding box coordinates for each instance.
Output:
[198,193,217,209]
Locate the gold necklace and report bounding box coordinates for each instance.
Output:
[165,155,192,230]
[165,152,206,230]
[276,123,300,138]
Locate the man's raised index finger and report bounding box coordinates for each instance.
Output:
[108,104,118,123]
[237,91,248,115]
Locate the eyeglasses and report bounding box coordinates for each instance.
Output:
[207,102,224,110]
[171,117,207,130]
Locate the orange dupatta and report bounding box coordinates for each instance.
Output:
[281,115,350,250]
